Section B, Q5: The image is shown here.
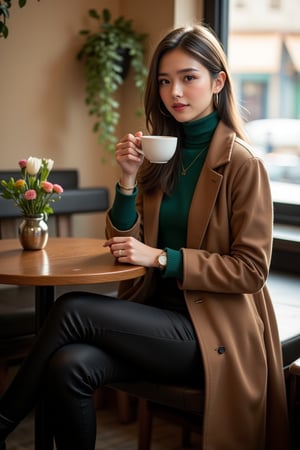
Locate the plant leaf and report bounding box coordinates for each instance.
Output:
[0,22,9,38]
[88,9,99,19]
[0,4,10,19]
[102,9,111,24]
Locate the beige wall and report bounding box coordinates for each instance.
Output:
[0,0,203,237]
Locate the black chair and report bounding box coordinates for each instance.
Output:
[0,170,109,393]
[110,381,204,450]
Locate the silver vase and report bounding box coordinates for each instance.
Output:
[18,214,49,250]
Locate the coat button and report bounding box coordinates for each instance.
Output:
[217,346,226,354]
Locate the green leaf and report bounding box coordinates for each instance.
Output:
[19,0,27,8]
[0,23,9,38]
[88,9,99,20]
[102,9,111,24]
[0,4,10,19]
[79,30,90,36]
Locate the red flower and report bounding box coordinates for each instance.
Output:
[18,159,27,169]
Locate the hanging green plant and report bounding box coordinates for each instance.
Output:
[77,8,148,155]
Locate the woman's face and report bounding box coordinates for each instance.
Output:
[158,48,224,123]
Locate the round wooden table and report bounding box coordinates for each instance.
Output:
[0,237,146,450]
[0,237,145,286]
[0,237,146,325]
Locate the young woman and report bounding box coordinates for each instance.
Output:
[0,25,290,450]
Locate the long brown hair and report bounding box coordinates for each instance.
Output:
[139,24,246,195]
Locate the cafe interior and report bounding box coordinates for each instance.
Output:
[0,0,299,449]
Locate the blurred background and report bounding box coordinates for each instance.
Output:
[0,0,299,236]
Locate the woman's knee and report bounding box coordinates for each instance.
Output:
[46,345,98,397]
[54,291,85,314]
[47,292,98,333]
[46,346,80,389]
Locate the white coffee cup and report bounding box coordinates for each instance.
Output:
[140,136,177,163]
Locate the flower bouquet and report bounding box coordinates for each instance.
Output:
[0,157,64,250]
[0,157,63,218]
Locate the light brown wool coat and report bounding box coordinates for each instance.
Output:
[106,121,290,450]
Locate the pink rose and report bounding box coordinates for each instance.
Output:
[24,189,37,200]
[53,184,64,194]
[41,181,53,193]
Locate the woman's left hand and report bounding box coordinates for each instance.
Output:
[103,237,162,268]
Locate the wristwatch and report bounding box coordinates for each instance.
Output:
[157,251,167,271]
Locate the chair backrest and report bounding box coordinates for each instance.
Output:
[0,169,79,191]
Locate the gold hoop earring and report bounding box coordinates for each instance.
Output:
[213,93,219,109]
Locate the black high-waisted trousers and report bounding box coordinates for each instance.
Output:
[0,292,203,450]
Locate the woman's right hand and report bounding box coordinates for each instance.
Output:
[115,132,144,184]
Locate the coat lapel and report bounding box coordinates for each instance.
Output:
[187,167,223,248]
[187,122,235,249]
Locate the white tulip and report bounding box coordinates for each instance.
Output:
[26,157,42,176]
[45,158,54,171]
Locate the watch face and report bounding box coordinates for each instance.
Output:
[158,254,167,266]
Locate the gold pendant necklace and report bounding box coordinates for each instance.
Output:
[181,148,207,176]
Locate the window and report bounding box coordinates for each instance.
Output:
[240,80,268,120]
[228,0,300,205]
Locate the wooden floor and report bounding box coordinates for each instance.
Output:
[6,404,201,450]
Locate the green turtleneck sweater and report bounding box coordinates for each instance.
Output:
[110,112,219,302]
